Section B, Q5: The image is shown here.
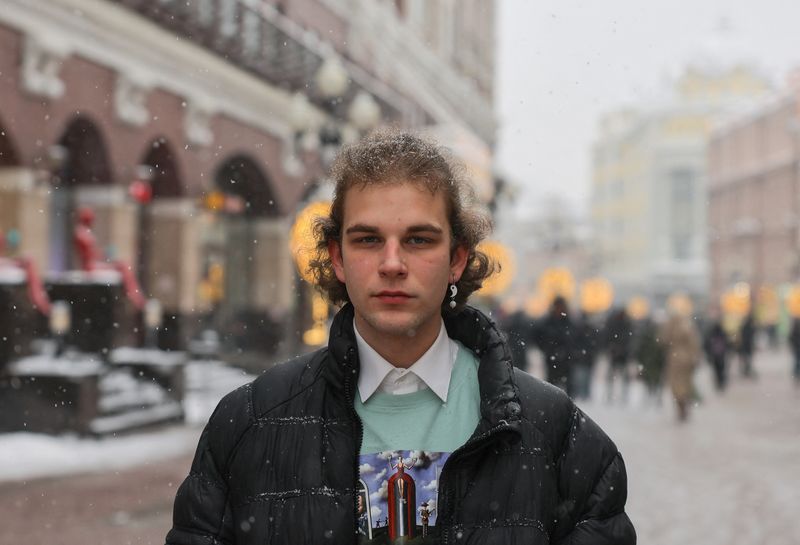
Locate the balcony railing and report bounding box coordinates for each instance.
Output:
[113,0,405,120]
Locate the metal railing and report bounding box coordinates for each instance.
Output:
[112,0,405,119]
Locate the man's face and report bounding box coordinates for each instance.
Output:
[329,181,468,343]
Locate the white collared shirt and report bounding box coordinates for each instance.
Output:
[355,319,458,403]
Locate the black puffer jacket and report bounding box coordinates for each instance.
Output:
[167,305,635,545]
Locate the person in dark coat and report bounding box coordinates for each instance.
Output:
[703,311,730,392]
[633,315,665,405]
[571,311,600,400]
[166,131,635,545]
[499,305,534,371]
[789,317,800,386]
[604,307,633,403]
[737,312,756,378]
[532,296,575,392]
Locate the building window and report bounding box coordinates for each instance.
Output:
[672,235,691,260]
[671,168,694,203]
[670,168,695,260]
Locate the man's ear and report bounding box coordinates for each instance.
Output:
[328,239,346,283]
[450,245,469,282]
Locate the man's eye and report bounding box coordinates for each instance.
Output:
[407,236,432,245]
[355,236,379,244]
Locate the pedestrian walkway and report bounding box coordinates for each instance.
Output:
[579,347,800,545]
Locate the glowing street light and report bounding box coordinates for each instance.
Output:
[580,277,614,314]
[289,201,331,283]
[538,267,575,303]
[476,240,515,296]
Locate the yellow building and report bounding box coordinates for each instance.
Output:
[591,63,770,307]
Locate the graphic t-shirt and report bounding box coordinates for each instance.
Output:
[354,342,481,544]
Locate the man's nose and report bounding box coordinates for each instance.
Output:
[378,240,407,277]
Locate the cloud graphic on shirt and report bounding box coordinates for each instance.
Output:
[371,505,382,519]
[370,479,389,502]
[423,479,438,491]
[377,451,399,461]
[409,450,442,469]
[359,463,375,475]
[374,468,387,481]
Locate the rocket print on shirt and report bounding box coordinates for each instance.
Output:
[357,450,450,544]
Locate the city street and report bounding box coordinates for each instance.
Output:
[577,347,800,545]
[1,347,798,544]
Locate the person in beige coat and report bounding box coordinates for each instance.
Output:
[661,313,701,422]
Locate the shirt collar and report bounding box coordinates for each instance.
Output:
[355,319,457,403]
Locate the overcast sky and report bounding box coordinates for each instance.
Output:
[494,0,800,217]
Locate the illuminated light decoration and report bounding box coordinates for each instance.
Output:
[580,277,614,314]
[538,267,576,303]
[202,190,226,212]
[626,296,650,320]
[721,282,752,317]
[302,292,329,346]
[476,240,516,296]
[289,201,331,283]
[667,292,694,317]
[756,285,779,325]
[786,285,800,318]
[524,292,549,318]
[198,262,225,304]
[302,324,327,346]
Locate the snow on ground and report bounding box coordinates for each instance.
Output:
[0,360,254,483]
[553,348,800,545]
[0,426,201,482]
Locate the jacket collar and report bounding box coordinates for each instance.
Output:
[326,303,522,430]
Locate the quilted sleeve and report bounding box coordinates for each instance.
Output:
[553,408,636,545]
[165,385,253,545]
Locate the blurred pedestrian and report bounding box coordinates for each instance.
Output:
[703,311,730,392]
[571,311,600,400]
[737,312,757,379]
[532,296,574,391]
[633,315,665,405]
[498,302,534,372]
[604,308,633,404]
[789,317,800,387]
[661,313,701,422]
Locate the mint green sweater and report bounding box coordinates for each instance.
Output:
[354,342,481,454]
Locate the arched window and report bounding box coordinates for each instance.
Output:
[49,116,113,272]
[0,117,20,167]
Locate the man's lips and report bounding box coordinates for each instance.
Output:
[375,291,413,303]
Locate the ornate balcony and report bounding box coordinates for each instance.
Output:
[112,0,406,120]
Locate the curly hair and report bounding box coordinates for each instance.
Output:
[308,128,497,314]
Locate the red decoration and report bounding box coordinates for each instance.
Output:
[73,206,145,310]
[129,179,153,204]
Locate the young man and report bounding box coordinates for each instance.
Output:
[166,131,636,545]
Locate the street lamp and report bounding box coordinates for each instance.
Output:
[49,300,71,357]
[143,297,162,349]
[315,56,349,101]
[348,91,381,132]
